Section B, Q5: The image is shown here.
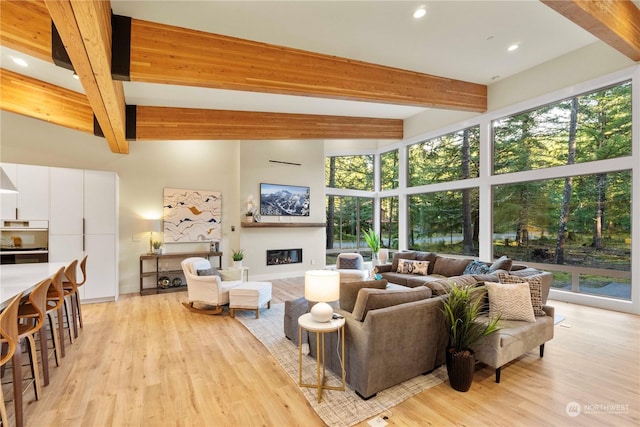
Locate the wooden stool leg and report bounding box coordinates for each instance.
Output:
[25,335,42,400]
[47,312,61,366]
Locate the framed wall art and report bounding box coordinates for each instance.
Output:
[163,188,222,242]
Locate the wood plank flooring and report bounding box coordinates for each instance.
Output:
[6,277,640,426]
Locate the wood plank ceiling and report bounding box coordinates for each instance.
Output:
[1,0,639,154]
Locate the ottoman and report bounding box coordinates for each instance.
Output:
[229,281,272,319]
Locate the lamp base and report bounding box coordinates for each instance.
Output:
[310,302,333,323]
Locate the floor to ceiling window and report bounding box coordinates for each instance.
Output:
[325,68,637,312]
[492,81,632,300]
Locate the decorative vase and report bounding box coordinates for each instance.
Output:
[378,249,389,264]
[371,251,380,266]
[446,348,475,392]
[244,216,253,223]
[233,260,243,268]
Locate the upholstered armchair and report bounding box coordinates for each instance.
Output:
[335,252,369,283]
[181,257,242,314]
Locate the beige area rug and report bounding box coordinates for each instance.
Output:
[235,304,446,427]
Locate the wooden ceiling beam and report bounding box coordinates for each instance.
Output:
[135,106,403,141]
[45,0,129,153]
[0,68,94,133]
[128,19,487,113]
[541,0,640,61]
[0,0,52,62]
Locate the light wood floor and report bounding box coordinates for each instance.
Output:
[6,277,640,426]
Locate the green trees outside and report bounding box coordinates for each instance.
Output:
[325,80,632,291]
[493,81,632,273]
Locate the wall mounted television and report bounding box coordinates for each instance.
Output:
[260,183,310,216]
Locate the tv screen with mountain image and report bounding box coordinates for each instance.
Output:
[260,183,310,216]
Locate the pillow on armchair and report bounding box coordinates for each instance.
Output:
[336,253,364,270]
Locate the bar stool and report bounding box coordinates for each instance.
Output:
[73,255,87,330]
[45,267,67,361]
[16,279,50,401]
[62,259,80,340]
[0,293,23,427]
[18,267,66,387]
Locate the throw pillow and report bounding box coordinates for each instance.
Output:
[338,255,362,270]
[497,272,545,316]
[218,269,242,281]
[352,286,432,322]
[390,251,417,272]
[339,279,388,312]
[197,268,221,277]
[463,260,491,275]
[396,259,429,275]
[489,255,513,272]
[486,281,536,322]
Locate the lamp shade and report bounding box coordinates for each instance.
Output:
[305,270,340,322]
[0,167,18,193]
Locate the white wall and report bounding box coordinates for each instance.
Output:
[239,139,327,279]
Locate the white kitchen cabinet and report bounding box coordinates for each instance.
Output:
[0,163,49,220]
[49,167,119,302]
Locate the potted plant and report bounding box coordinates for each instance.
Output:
[362,228,381,264]
[232,248,244,268]
[152,240,162,254]
[442,283,500,392]
[244,209,254,223]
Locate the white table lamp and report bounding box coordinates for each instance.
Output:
[305,270,340,323]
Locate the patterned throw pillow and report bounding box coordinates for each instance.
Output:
[396,259,429,275]
[338,256,360,269]
[497,272,545,316]
[197,268,221,277]
[486,281,536,322]
[463,260,491,275]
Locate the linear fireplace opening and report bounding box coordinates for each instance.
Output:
[267,248,302,266]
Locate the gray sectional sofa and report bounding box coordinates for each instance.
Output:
[284,251,554,398]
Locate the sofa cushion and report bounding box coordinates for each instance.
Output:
[339,279,388,312]
[432,257,472,277]
[486,282,536,322]
[497,272,545,316]
[218,269,242,281]
[423,275,478,296]
[489,255,513,272]
[352,286,432,322]
[463,260,491,275]
[396,259,429,275]
[390,251,417,272]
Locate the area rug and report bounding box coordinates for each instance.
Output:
[235,304,446,427]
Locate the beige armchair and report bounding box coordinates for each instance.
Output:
[181,257,242,315]
[335,252,369,283]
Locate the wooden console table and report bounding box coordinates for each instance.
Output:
[139,251,222,296]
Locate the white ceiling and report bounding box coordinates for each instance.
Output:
[1,1,617,120]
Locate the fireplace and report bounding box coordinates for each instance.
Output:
[267,248,302,265]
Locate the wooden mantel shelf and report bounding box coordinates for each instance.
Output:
[241,222,326,228]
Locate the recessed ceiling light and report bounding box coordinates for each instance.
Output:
[72,72,79,80]
[413,6,426,19]
[507,44,519,52]
[11,56,28,67]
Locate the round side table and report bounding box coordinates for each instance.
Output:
[298,312,345,402]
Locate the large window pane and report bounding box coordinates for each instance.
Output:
[408,189,479,256]
[380,149,399,190]
[408,126,479,186]
[493,170,631,299]
[493,81,632,175]
[326,155,374,190]
[326,195,374,264]
[380,196,399,249]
